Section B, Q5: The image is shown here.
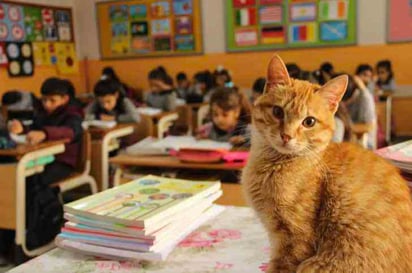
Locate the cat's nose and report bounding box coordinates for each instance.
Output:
[281,133,292,144]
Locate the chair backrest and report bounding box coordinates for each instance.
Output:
[197,105,210,129]
[135,115,155,140]
[158,113,179,139]
[76,131,91,174]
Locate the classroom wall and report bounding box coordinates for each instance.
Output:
[0,0,87,96]
[77,0,412,92]
[2,0,412,96]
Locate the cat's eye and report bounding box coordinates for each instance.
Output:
[272,106,284,119]
[302,117,317,128]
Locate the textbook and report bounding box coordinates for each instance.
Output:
[126,136,232,156]
[376,140,412,173]
[62,189,222,240]
[64,175,221,233]
[82,120,117,129]
[136,107,162,116]
[56,205,225,261]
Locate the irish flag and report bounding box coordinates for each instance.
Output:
[319,0,348,20]
[235,8,256,26]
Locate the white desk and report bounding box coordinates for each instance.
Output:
[9,207,270,273]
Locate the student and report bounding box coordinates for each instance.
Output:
[341,74,376,148]
[251,77,266,103]
[101,67,129,96]
[314,62,335,85]
[197,87,251,146]
[9,78,83,180]
[286,63,312,81]
[85,79,140,123]
[176,72,190,100]
[333,104,352,143]
[61,79,85,113]
[213,66,233,88]
[146,66,177,111]
[6,78,84,251]
[1,90,41,112]
[187,70,215,103]
[376,60,396,92]
[355,64,375,94]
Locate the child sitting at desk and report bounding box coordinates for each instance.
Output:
[9,77,83,184]
[6,77,83,252]
[146,66,177,111]
[85,79,140,123]
[197,87,251,146]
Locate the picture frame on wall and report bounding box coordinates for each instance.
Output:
[387,0,412,43]
[96,0,203,60]
[225,0,357,52]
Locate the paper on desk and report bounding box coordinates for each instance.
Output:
[10,134,27,144]
[126,136,232,156]
[82,120,117,129]
[137,107,162,116]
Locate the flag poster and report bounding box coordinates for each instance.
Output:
[227,0,356,51]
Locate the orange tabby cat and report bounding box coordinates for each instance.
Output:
[242,54,412,273]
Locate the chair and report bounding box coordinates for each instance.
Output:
[157,113,179,139]
[197,104,210,129]
[51,131,97,195]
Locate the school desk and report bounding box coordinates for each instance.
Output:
[0,141,65,258]
[88,124,134,191]
[392,95,412,137]
[8,207,270,273]
[139,111,179,138]
[176,103,208,133]
[110,154,244,173]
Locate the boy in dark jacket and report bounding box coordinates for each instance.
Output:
[8,77,83,185]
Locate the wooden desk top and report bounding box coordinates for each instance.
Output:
[0,140,66,157]
[88,124,135,139]
[110,154,245,171]
[140,111,177,122]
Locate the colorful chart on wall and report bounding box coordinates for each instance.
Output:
[5,41,34,77]
[0,1,75,76]
[96,0,203,59]
[387,0,412,42]
[226,0,357,52]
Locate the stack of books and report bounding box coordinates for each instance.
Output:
[376,140,412,188]
[56,175,223,261]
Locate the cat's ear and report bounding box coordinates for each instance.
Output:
[318,75,348,112]
[266,54,291,92]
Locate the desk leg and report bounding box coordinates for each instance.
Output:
[91,140,104,191]
[0,164,17,230]
[386,97,392,143]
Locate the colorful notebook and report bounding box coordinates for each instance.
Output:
[63,189,222,240]
[56,205,225,261]
[64,175,221,232]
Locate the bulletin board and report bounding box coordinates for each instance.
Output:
[0,1,77,76]
[96,0,203,59]
[226,0,357,52]
[387,0,412,42]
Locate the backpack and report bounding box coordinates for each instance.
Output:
[26,182,63,250]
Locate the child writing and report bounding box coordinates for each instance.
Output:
[6,78,84,251]
[197,87,251,146]
[8,78,83,180]
[85,79,140,123]
[376,60,396,92]
[146,66,177,111]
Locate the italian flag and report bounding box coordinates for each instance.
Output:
[320,0,348,20]
[236,8,256,26]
